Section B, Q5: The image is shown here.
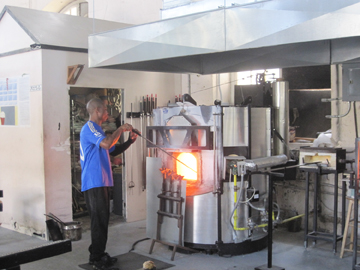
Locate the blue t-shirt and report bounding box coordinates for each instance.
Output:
[80,121,115,192]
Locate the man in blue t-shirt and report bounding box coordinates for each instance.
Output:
[80,98,138,270]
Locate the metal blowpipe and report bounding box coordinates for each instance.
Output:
[132,129,197,173]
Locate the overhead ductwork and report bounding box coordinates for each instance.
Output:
[88,0,360,74]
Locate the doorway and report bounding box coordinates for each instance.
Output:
[69,87,125,218]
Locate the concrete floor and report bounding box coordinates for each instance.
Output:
[0,214,356,270]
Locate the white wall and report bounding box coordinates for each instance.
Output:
[0,50,46,235]
[330,64,359,231]
[1,0,162,25]
[0,0,30,10]
[0,0,70,11]
[0,12,34,53]
[42,50,73,223]
[331,64,358,152]
[179,73,233,107]
[161,0,263,19]
[87,0,163,25]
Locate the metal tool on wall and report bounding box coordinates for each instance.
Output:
[126,94,159,191]
[139,98,145,190]
[128,103,135,194]
[146,95,151,157]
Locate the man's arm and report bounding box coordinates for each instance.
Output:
[109,129,139,156]
[100,123,132,150]
[109,138,133,156]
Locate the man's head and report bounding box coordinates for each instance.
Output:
[87,98,108,124]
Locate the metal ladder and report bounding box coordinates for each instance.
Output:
[149,169,197,261]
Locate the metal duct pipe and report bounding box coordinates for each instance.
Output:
[188,74,191,95]
[237,154,288,173]
[213,105,223,191]
[272,81,289,157]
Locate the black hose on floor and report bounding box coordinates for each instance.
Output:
[129,237,150,252]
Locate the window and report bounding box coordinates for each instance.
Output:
[237,69,280,85]
[61,1,88,17]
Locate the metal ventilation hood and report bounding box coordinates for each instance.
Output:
[0,6,131,54]
[89,0,360,74]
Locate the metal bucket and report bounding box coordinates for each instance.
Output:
[46,219,64,241]
[62,221,82,241]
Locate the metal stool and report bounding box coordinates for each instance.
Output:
[340,197,360,258]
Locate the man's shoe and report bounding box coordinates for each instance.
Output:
[92,262,119,270]
[92,254,119,270]
[90,253,118,266]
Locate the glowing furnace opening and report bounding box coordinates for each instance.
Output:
[176,153,197,181]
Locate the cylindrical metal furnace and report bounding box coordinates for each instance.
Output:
[146,104,272,255]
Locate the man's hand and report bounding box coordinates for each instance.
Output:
[112,157,122,165]
[100,123,133,149]
[119,123,133,132]
[130,129,140,142]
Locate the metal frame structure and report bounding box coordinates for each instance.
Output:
[301,166,346,253]
[146,126,212,150]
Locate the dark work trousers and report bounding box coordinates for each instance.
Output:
[84,187,110,261]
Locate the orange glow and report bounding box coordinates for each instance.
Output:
[176,153,197,181]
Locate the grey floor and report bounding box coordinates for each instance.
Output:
[0,214,356,270]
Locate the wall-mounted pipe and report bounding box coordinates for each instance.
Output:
[216,74,223,102]
[321,97,352,119]
[188,74,191,95]
[354,102,359,138]
[272,81,289,157]
[324,101,351,118]
[232,172,247,232]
